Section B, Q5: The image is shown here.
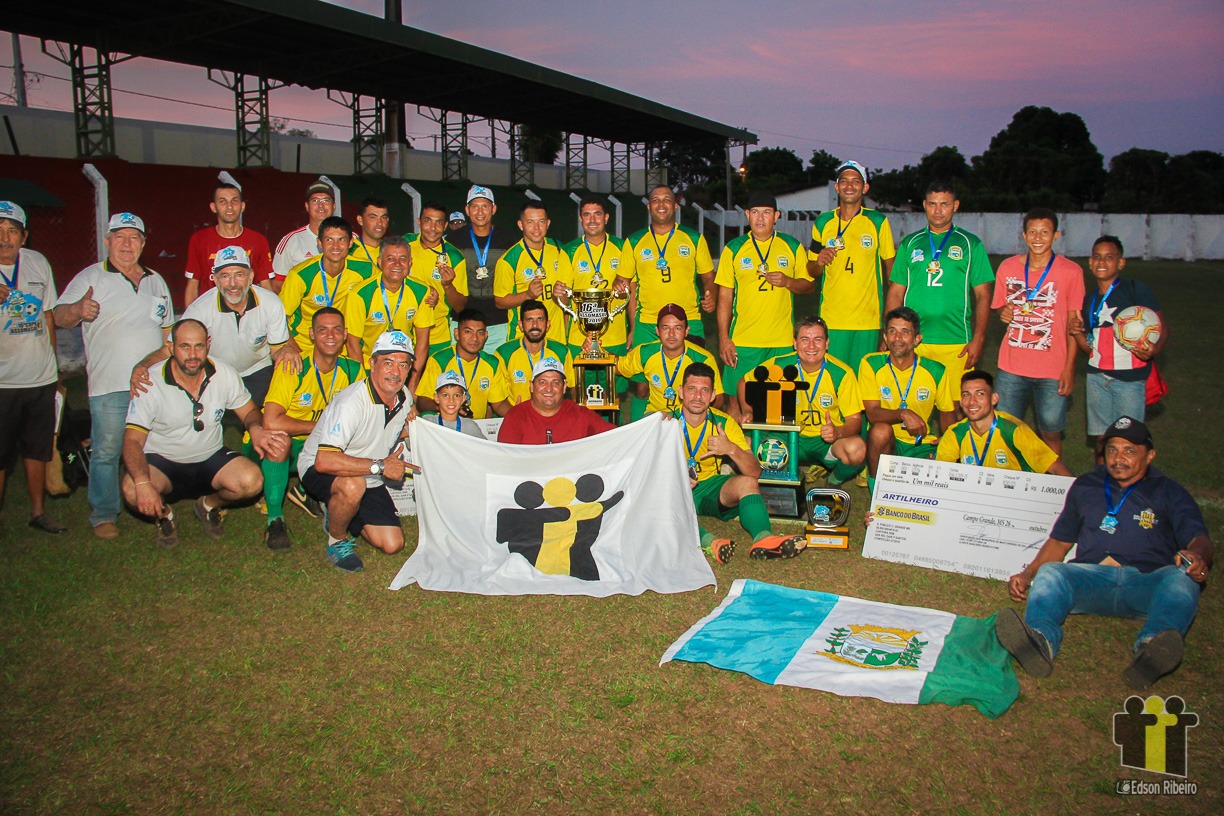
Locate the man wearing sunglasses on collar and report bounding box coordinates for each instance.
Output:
[121,319,288,546]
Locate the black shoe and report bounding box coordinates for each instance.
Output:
[285,484,320,518]
[194,497,225,539]
[1123,630,1184,690]
[156,513,178,548]
[265,518,291,552]
[28,514,67,535]
[995,609,1054,678]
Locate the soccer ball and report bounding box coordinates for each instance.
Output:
[1113,305,1162,352]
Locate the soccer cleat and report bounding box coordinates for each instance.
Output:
[326,538,364,573]
[1122,630,1184,690]
[155,513,178,548]
[855,473,869,488]
[995,609,1054,678]
[193,497,225,539]
[286,484,320,518]
[265,518,291,552]
[710,538,736,565]
[748,534,805,560]
[804,464,829,483]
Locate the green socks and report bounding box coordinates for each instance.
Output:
[739,494,773,541]
[261,456,290,522]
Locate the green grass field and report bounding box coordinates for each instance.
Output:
[1,260,1221,814]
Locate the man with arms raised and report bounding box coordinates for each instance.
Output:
[416,308,510,418]
[495,299,575,407]
[121,319,286,545]
[405,201,468,354]
[56,213,174,539]
[348,196,390,281]
[259,307,363,551]
[859,307,955,495]
[740,316,866,487]
[498,358,614,445]
[675,362,805,563]
[299,331,417,573]
[997,417,1213,690]
[449,186,515,348]
[272,181,336,293]
[344,234,435,386]
[280,216,364,358]
[936,370,1072,476]
[886,181,993,410]
[716,191,814,419]
[0,201,65,534]
[494,200,572,344]
[616,303,721,418]
[184,182,274,304]
[806,161,896,372]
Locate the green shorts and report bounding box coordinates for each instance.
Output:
[691,473,737,520]
[722,345,792,395]
[796,434,839,467]
[826,328,879,373]
[894,438,938,460]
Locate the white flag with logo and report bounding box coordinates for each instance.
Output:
[390,414,715,596]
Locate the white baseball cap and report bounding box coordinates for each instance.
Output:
[834,161,869,183]
[531,357,565,380]
[448,211,466,223]
[0,201,27,228]
[107,212,146,234]
[435,370,468,392]
[466,185,495,205]
[212,245,252,273]
[370,330,414,358]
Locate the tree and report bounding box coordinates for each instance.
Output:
[657,138,728,190]
[1162,151,1224,214]
[866,146,971,210]
[1101,148,1169,213]
[518,125,563,165]
[971,106,1105,210]
[742,146,804,191]
[269,117,315,139]
[807,149,842,184]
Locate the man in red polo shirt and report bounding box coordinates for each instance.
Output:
[498,358,614,444]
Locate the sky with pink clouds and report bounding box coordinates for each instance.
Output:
[2,0,1221,172]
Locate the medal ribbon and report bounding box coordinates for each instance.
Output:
[437,414,461,432]
[797,358,828,422]
[887,356,919,410]
[313,359,340,407]
[356,239,377,268]
[750,233,776,271]
[968,416,999,467]
[682,418,710,467]
[582,237,607,279]
[469,227,492,269]
[455,355,477,393]
[1023,253,1056,304]
[379,280,404,327]
[835,210,858,244]
[522,241,546,278]
[659,348,684,395]
[522,340,540,373]
[650,226,675,266]
[1088,279,1121,331]
[0,255,18,290]
[926,226,954,264]
[318,258,337,306]
[1103,479,1138,523]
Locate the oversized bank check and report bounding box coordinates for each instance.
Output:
[862,455,1075,581]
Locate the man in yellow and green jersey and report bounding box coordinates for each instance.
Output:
[494,299,575,405]
[346,196,389,282]
[415,307,511,419]
[936,370,1072,475]
[807,161,896,372]
[561,194,630,356]
[494,200,573,344]
[259,307,364,551]
[886,181,994,400]
[741,316,866,486]
[404,200,468,352]
[674,362,807,563]
[343,235,435,391]
[716,191,813,418]
[616,304,721,420]
[860,307,956,493]
[279,216,364,357]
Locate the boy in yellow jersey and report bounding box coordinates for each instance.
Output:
[716,191,813,419]
[675,362,806,563]
[404,201,468,353]
[616,304,721,419]
[860,307,956,494]
[259,308,364,550]
[494,299,575,405]
[279,216,364,357]
[494,200,573,344]
[347,196,389,281]
[937,370,1072,475]
[740,316,866,486]
[886,181,994,404]
[416,308,511,418]
[344,235,435,389]
[806,161,896,371]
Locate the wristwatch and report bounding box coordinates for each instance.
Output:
[369,459,384,476]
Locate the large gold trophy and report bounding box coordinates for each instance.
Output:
[556,272,628,418]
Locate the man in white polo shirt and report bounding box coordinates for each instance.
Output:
[132,245,296,406]
[271,180,336,293]
[55,212,174,539]
[0,201,66,534]
[299,330,416,573]
[121,319,287,545]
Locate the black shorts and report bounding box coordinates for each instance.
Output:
[146,448,240,503]
[301,466,400,537]
[0,383,57,469]
[242,365,273,407]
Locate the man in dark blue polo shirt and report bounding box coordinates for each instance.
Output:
[995,416,1213,689]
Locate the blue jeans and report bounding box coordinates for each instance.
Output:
[994,369,1067,433]
[1025,562,1201,657]
[1086,371,1146,436]
[88,390,130,527]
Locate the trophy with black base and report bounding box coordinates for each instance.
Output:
[804,487,851,548]
[742,363,809,518]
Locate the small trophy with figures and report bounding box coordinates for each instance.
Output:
[805,487,851,549]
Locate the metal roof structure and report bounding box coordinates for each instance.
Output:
[3,0,755,146]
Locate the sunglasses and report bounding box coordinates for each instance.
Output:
[192,400,204,432]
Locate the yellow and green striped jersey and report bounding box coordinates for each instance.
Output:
[279,257,364,356]
[857,352,954,444]
[562,235,629,347]
[403,234,468,346]
[494,239,573,344]
[414,347,510,419]
[810,207,896,331]
[265,354,365,436]
[343,276,435,365]
[494,337,575,405]
[617,340,720,414]
[619,224,713,324]
[347,239,382,281]
[669,407,748,482]
[936,411,1059,473]
[759,352,863,437]
[715,232,806,348]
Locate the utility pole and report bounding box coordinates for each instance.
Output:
[12,34,28,107]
